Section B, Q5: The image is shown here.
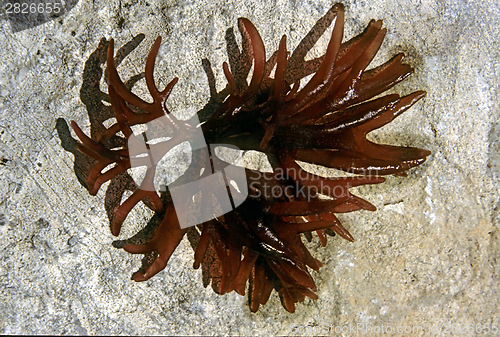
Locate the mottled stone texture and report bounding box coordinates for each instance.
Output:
[0,0,498,334]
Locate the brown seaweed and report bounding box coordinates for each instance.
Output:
[70,3,430,312]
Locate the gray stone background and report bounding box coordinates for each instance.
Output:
[0,0,498,335]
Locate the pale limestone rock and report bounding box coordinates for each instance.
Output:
[0,0,498,334]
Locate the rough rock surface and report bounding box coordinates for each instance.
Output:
[0,0,498,334]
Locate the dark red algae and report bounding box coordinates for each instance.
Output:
[70,3,430,312]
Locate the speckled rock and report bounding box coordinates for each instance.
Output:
[0,0,498,335]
